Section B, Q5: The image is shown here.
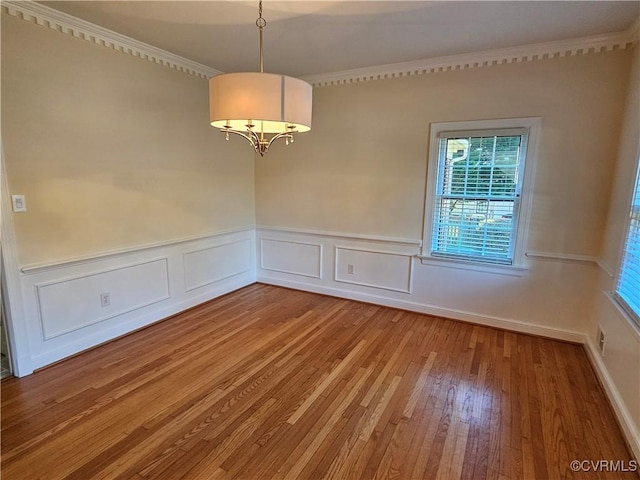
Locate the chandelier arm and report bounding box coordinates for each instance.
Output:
[222,128,254,144]
[208,1,311,157]
[221,129,260,153]
[265,131,294,151]
[222,128,296,157]
[244,128,263,151]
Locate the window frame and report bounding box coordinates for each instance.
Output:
[421,118,541,272]
[613,150,640,329]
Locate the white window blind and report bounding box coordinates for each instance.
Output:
[615,159,640,325]
[430,129,528,265]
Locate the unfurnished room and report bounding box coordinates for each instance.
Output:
[1,1,639,479]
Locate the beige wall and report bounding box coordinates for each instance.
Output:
[601,46,640,271]
[1,13,255,266]
[253,46,639,453]
[591,44,640,449]
[3,5,637,443]
[256,51,631,257]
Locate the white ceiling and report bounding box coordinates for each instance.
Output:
[41,1,639,77]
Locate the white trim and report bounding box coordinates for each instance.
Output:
[2,1,636,87]
[35,258,171,340]
[604,291,640,342]
[29,275,253,370]
[14,229,256,374]
[597,258,617,279]
[1,1,221,79]
[4,0,636,89]
[515,119,541,266]
[584,338,640,461]
[421,117,541,271]
[182,239,253,292]
[1,143,33,376]
[19,226,255,274]
[606,140,640,287]
[257,225,422,247]
[259,238,323,279]
[257,275,584,344]
[525,251,600,266]
[416,255,527,277]
[302,25,638,87]
[333,246,414,294]
[262,255,640,462]
[611,142,640,333]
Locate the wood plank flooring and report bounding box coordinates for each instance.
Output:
[1,283,637,479]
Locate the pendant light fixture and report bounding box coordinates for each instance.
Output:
[209,1,313,156]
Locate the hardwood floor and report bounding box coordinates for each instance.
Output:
[1,284,636,479]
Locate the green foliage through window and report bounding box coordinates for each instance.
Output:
[431,133,525,264]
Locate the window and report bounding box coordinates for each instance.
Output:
[422,118,539,268]
[614,157,640,326]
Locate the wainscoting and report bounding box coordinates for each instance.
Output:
[260,238,323,279]
[6,225,638,460]
[257,227,419,296]
[334,246,414,293]
[256,226,591,343]
[36,258,171,340]
[255,226,640,459]
[2,284,635,479]
[16,228,256,372]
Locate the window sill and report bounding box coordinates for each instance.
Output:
[416,254,528,277]
[604,291,640,342]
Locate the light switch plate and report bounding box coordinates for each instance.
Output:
[11,195,26,212]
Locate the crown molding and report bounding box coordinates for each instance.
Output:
[302,20,640,87]
[1,0,221,79]
[3,2,638,86]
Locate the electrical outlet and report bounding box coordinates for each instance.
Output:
[347,264,354,275]
[11,195,26,212]
[597,326,606,356]
[100,292,111,307]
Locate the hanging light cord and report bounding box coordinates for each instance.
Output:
[218,0,300,156]
[256,0,266,73]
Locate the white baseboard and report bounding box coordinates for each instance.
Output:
[13,228,257,376]
[260,273,639,459]
[584,338,640,462]
[30,273,255,371]
[257,275,584,343]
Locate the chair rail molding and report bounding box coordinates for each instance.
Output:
[257,225,422,247]
[13,228,256,374]
[255,226,586,344]
[20,226,255,274]
[524,251,600,265]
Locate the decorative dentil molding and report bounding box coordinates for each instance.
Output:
[1,0,221,79]
[302,18,640,87]
[2,1,638,87]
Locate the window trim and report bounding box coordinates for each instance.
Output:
[421,117,541,271]
[612,146,640,329]
[606,292,640,341]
